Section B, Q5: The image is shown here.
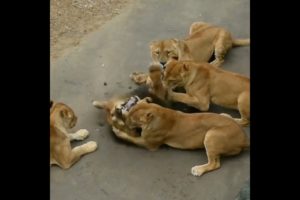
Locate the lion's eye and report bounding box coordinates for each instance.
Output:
[155,51,160,55]
[166,51,171,54]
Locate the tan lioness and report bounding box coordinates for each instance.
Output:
[112,99,249,177]
[162,60,250,126]
[50,101,97,169]
[130,21,249,84]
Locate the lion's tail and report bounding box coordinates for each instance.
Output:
[233,38,250,47]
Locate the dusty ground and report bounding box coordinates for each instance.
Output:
[50,0,132,61]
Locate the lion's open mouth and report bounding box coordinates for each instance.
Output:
[134,127,142,136]
[119,96,140,113]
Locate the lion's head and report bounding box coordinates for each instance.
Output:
[150,39,180,66]
[50,101,77,129]
[162,60,191,89]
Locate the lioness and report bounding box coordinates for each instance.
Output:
[50,101,97,169]
[112,99,249,177]
[162,60,250,126]
[131,21,249,84]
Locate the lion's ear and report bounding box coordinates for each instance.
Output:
[140,111,154,123]
[141,97,153,103]
[149,40,158,48]
[183,63,189,71]
[177,40,186,49]
[146,112,154,121]
[60,109,67,118]
[50,100,53,109]
[171,38,179,43]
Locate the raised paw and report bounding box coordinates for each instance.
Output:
[130,72,148,85]
[74,129,90,140]
[84,141,98,152]
[191,165,206,177]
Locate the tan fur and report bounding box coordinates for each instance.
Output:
[112,100,249,177]
[131,21,249,84]
[50,101,97,169]
[163,60,250,126]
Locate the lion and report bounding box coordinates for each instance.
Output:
[130,21,250,85]
[112,99,249,177]
[162,60,250,126]
[50,101,97,169]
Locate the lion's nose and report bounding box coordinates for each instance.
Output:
[160,61,166,66]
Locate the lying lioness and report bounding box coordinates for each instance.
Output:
[162,60,250,126]
[93,95,146,137]
[112,99,249,177]
[50,101,97,169]
[130,21,250,84]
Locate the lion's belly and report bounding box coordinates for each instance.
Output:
[165,131,206,150]
[166,140,205,150]
[210,95,238,110]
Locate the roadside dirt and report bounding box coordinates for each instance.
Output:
[50,0,132,62]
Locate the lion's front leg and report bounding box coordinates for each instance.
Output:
[68,129,89,141]
[168,90,210,111]
[112,126,159,151]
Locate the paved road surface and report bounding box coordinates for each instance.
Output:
[50,0,250,199]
